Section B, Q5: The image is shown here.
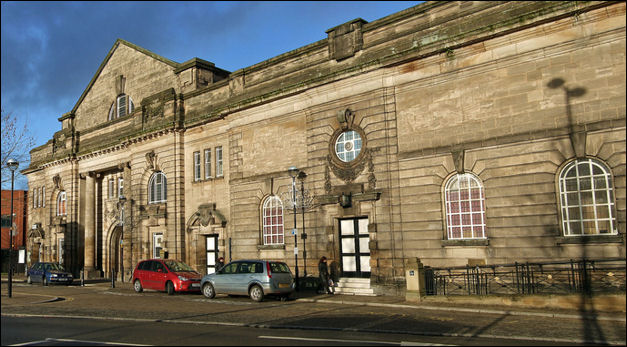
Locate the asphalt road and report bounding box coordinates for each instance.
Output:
[2,282,625,346]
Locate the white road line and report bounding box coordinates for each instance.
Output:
[258,335,455,346]
[9,338,150,346]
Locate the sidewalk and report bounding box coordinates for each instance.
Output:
[3,274,625,322]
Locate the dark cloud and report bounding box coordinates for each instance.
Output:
[1,1,418,151]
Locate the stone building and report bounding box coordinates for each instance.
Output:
[24,1,625,295]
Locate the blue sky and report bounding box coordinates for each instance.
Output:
[1,1,419,189]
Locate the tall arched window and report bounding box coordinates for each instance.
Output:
[559,159,617,236]
[57,191,67,216]
[444,173,487,240]
[108,94,135,120]
[148,172,167,204]
[262,196,284,245]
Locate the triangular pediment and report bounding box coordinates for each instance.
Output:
[70,39,180,131]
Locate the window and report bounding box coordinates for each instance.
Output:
[444,173,486,240]
[559,159,617,236]
[108,94,135,120]
[35,187,39,208]
[118,177,124,197]
[216,146,223,177]
[335,130,362,162]
[193,151,201,181]
[42,186,45,207]
[57,191,67,216]
[148,172,167,204]
[204,149,212,179]
[153,233,163,259]
[37,187,42,208]
[108,178,115,198]
[262,196,284,245]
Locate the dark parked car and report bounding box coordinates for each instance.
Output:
[27,262,73,285]
[200,260,294,302]
[131,259,202,295]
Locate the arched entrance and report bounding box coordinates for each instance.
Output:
[109,226,123,281]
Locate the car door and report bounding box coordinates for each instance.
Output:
[30,263,43,283]
[234,261,255,295]
[213,261,238,293]
[152,261,169,291]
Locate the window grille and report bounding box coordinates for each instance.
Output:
[216,146,223,177]
[445,173,486,239]
[109,95,135,121]
[194,151,201,181]
[262,196,284,245]
[559,159,616,236]
[149,172,167,204]
[204,149,212,179]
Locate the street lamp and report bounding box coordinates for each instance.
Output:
[7,158,19,298]
[118,194,126,284]
[288,166,300,291]
[298,171,308,277]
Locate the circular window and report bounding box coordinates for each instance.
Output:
[335,130,362,162]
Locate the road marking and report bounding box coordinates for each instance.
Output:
[258,335,454,346]
[10,338,150,346]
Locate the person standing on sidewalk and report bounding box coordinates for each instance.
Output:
[318,256,334,295]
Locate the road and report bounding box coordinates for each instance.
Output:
[2,282,625,346]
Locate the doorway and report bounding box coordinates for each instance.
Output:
[109,226,123,280]
[338,217,370,278]
[206,235,219,275]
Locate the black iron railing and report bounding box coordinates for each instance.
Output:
[424,258,625,296]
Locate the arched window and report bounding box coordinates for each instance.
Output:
[57,191,67,216]
[444,173,486,240]
[559,159,617,236]
[148,172,167,204]
[262,196,284,245]
[108,94,135,120]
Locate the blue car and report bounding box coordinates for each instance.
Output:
[27,262,73,286]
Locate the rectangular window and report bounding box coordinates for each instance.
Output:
[153,233,163,259]
[118,177,124,197]
[204,149,212,179]
[108,178,115,198]
[35,187,39,208]
[39,187,43,208]
[42,186,45,207]
[216,146,223,177]
[194,151,201,181]
[1,215,11,228]
[33,189,36,209]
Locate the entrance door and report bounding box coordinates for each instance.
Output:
[206,235,219,275]
[110,227,122,280]
[339,217,370,278]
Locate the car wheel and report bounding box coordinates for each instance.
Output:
[249,284,264,302]
[27,275,32,284]
[166,281,174,295]
[202,282,215,299]
[134,279,143,293]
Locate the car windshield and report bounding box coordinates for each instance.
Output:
[44,263,65,271]
[163,260,195,272]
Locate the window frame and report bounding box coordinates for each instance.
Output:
[118,177,124,197]
[148,172,167,204]
[108,178,115,198]
[57,191,67,216]
[193,151,201,181]
[558,158,617,236]
[262,195,284,245]
[215,146,223,177]
[444,173,487,240]
[335,130,363,163]
[204,148,212,179]
[109,94,135,121]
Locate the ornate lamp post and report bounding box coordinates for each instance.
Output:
[288,166,300,291]
[7,158,19,298]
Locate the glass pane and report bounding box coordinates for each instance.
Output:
[565,179,578,191]
[359,237,369,254]
[583,221,597,234]
[342,238,355,253]
[360,256,371,272]
[342,256,356,271]
[358,218,368,234]
[597,220,611,234]
[596,206,609,219]
[206,237,215,250]
[579,178,591,191]
[578,162,590,176]
[341,220,354,235]
[594,177,607,189]
[569,221,582,235]
[595,191,608,203]
[568,207,581,220]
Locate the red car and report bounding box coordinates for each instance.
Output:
[132,259,202,295]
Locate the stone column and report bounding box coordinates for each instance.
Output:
[84,172,96,275]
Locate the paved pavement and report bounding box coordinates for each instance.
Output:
[2,274,625,345]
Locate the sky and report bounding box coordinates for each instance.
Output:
[1,1,419,189]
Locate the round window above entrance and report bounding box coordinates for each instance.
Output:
[335,130,362,162]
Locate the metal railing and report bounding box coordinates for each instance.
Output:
[425,258,625,296]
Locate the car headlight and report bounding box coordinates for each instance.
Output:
[50,274,58,278]
[178,275,189,281]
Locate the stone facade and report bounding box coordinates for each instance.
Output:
[24,1,625,295]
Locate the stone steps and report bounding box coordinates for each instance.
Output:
[333,277,376,296]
